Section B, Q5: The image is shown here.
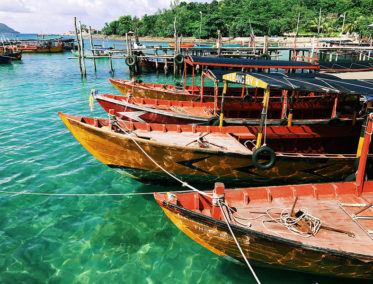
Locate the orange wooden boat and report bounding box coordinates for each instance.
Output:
[154,113,373,280]
[18,39,64,53]
[58,110,367,187]
[109,77,246,102]
[168,43,194,48]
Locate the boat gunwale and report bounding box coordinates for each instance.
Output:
[59,112,364,160]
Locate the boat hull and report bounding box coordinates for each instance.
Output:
[96,94,358,126]
[59,113,358,187]
[0,55,12,64]
[109,78,260,102]
[157,202,373,279]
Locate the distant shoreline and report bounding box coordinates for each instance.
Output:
[89,34,360,45]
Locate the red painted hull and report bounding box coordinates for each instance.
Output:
[96,94,360,126]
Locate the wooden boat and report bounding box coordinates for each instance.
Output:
[168,43,195,48]
[137,57,175,73]
[319,60,373,72]
[59,108,368,187]
[0,54,12,64]
[111,56,320,100]
[109,72,306,103]
[8,50,22,60]
[154,113,373,280]
[99,72,367,126]
[109,77,243,102]
[17,39,64,53]
[95,94,352,125]
[95,93,357,126]
[0,47,22,60]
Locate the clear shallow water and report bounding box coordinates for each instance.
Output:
[0,40,369,284]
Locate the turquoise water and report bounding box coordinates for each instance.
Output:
[0,40,369,283]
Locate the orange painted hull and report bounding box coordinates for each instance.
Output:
[155,180,373,279]
[59,112,362,187]
[109,78,284,102]
[20,45,63,53]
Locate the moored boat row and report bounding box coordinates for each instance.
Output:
[59,55,373,280]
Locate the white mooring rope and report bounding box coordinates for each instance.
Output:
[219,201,261,284]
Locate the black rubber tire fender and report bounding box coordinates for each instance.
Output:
[260,53,271,60]
[252,146,276,170]
[125,55,136,67]
[242,93,254,102]
[207,117,226,126]
[174,53,184,65]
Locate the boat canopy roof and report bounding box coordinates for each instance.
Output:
[185,55,319,70]
[319,60,373,72]
[220,71,373,97]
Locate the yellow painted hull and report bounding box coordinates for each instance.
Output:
[59,113,357,186]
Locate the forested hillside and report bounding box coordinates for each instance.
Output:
[101,0,373,38]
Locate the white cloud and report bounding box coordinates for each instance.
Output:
[0,0,31,13]
[0,0,211,33]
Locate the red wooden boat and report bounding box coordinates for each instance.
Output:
[154,113,373,280]
[110,57,320,101]
[99,72,368,126]
[95,93,358,126]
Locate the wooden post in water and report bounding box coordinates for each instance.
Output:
[89,26,96,72]
[173,16,178,75]
[263,35,268,56]
[217,30,222,57]
[125,33,130,55]
[155,49,159,71]
[109,55,114,74]
[73,17,83,76]
[79,21,86,77]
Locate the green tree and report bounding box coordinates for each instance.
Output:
[100,0,373,38]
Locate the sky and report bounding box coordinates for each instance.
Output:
[0,0,212,34]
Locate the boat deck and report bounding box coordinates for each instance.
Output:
[131,129,251,154]
[234,190,373,257]
[172,181,373,259]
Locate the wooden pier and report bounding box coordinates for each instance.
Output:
[70,23,373,76]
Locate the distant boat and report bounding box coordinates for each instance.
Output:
[168,43,195,48]
[0,54,12,64]
[17,39,64,53]
[0,47,21,60]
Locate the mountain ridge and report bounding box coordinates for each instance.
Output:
[0,23,20,34]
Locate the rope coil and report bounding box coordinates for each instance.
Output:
[264,208,322,237]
